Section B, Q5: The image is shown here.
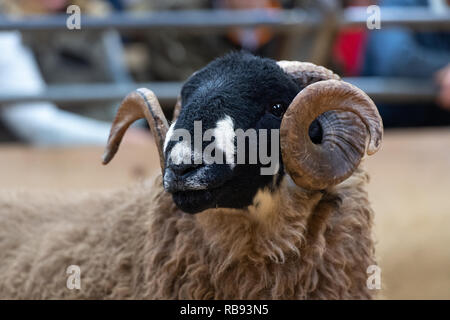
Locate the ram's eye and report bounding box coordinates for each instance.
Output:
[270,103,285,117]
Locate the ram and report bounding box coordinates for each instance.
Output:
[0,52,383,299]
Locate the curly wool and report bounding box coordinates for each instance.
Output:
[0,166,375,299]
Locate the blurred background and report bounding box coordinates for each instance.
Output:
[0,0,449,299]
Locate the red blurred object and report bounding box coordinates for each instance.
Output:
[333,27,368,76]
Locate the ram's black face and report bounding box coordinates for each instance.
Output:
[163,52,304,214]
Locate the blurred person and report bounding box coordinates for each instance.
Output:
[436,63,450,110]
[214,0,281,53]
[125,0,284,82]
[0,0,150,145]
[3,0,120,121]
[0,30,149,145]
[123,0,333,82]
[0,0,151,145]
[332,0,377,76]
[0,0,110,15]
[362,0,450,127]
[0,30,109,145]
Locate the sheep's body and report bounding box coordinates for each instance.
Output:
[0,166,375,299]
[1,53,383,299]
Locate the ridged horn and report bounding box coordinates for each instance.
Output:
[102,88,168,172]
[277,61,383,190]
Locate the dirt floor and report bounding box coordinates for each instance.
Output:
[1,128,449,299]
[364,128,450,299]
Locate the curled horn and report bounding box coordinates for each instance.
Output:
[277,61,383,190]
[102,88,169,171]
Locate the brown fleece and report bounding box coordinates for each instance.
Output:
[0,167,375,299]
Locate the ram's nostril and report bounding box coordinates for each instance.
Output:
[171,164,202,176]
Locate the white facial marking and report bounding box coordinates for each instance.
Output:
[165,116,235,168]
[213,115,235,168]
[169,140,197,165]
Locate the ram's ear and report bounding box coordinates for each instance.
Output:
[102,88,169,172]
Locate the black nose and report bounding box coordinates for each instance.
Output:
[170,164,201,176]
[164,162,234,194]
[163,163,203,192]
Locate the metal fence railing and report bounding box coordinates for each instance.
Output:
[0,8,448,31]
[0,7,447,106]
[0,78,436,107]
